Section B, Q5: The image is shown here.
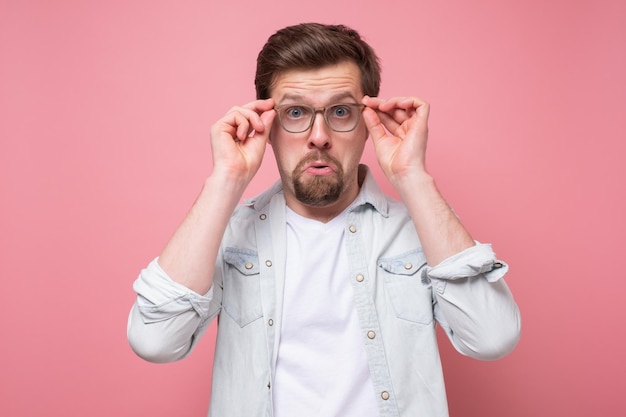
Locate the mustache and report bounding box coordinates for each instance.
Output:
[295,151,341,171]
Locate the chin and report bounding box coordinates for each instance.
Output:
[293,176,343,206]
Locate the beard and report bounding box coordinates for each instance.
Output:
[291,152,345,206]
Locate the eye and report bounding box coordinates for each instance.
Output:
[284,106,310,119]
[330,105,352,118]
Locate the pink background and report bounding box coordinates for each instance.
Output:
[1,0,624,416]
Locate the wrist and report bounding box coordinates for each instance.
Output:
[390,169,435,193]
[208,166,252,192]
[201,171,249,206]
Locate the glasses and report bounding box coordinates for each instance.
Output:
[274,103,366,133]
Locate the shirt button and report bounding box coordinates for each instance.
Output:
[381,391,390,400]
[268,319,274,326]
[356,274,364,282]
[265,260,273,267]
[404,262,413,270]
[367,331,376,339]
[244,262,253,270]
[349,225,357,233]
[260,214,267,220]
[493,262,503,268]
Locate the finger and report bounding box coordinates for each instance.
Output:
[376,96,419,111]
[364,97,411,136]
[247,109,276,141]
[220,103,271,142]
[242,99,275,133]
[362,95,386,109]
[362,107,388,143]
[379,111,404,134]
[383,98,430,130]
[411,100,430,137]
[230,112,252,141]
[259,109,276,135]
[365,96,414,124]
[407,97,429,124]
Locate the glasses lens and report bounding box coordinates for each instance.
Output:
[326,104,361,132]
[278,105,314,133]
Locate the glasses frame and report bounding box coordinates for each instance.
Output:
[273,103,366,133]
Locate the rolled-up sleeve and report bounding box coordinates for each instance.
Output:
[424,242,521,360]
[127,258,218,363]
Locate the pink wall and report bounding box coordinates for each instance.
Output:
[1,0,624,415]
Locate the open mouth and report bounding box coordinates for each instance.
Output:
[305,162,335,175]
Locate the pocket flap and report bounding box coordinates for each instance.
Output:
[224,247,260,275]
[378,249,427,275]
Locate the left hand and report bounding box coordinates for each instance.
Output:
[361,96,430,183]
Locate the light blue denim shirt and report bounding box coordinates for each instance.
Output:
[128,165,521,417]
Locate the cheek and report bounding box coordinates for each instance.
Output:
[348,134,368,162]
[269,137,299,174]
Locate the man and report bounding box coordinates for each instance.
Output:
[128,23,520,417]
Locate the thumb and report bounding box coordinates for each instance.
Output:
[259,109,276,142]
[362,107,387,144]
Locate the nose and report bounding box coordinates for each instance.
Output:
[307,112,331,149]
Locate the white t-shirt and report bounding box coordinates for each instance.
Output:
[273,207,379,417]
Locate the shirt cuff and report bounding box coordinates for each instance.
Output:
[132,258,214,323]
[422,242,509,289]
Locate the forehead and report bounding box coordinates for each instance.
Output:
[271,61,363,104]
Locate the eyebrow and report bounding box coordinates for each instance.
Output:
[277,92,359,105]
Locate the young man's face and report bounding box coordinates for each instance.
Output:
[269,61,368,218]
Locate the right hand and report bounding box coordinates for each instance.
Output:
[210,99,276,184]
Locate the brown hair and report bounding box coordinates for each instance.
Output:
[255,23,381,99]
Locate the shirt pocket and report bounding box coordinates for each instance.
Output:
[222,247,263,327]
[379,249,433,325]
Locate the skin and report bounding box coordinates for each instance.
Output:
[268,63,369,222]
[157,61,475,294]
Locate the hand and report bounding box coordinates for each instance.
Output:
[361,96,430,183]
[210,99,276,184]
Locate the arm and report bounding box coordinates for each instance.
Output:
[362,96,473,265]
[427,244,520,359]
[362,96,520,359]
[159,99,276,294]
[128,100,276,362]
